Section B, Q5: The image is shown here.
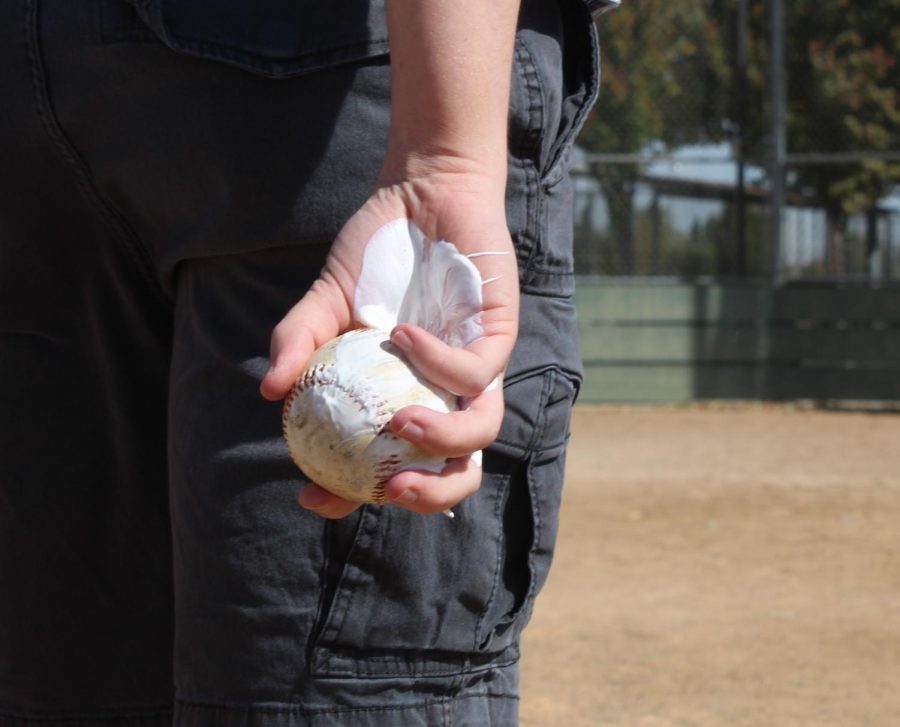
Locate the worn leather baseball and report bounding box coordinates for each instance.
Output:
[282,328,457,503]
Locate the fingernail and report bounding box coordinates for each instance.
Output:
[391,329,412,352]
[391,488,418,504]
[397,421,424,442]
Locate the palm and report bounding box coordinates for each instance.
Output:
[261,171,519,517]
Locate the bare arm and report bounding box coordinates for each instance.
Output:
[382,0,520,181]
[261,0,522,517]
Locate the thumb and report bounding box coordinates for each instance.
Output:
[260,323,318,401]
[259,284,348,401]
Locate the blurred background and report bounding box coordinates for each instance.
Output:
[520,2,900,724]
[570,0,900,404]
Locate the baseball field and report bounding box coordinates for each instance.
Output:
[520,404,900,727]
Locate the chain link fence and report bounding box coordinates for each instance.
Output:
[574,0,900,282]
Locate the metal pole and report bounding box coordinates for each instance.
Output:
[769,0,786,285]
[651,187,661,273]
[735,0,749,276]
[887,215,895,279]
[865,208,880,280]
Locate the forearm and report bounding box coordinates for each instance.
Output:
[382,0,521,188]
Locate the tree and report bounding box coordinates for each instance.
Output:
[579,0,730,274]
[782,0,900,274]
[581,0,900,278]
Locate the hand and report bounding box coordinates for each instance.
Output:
[260,157,519,517]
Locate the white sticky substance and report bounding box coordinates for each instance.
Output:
[355,219,484,348]
[284,219,490,506]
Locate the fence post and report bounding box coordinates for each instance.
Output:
[769,0,786,285]
[735,0,749,276]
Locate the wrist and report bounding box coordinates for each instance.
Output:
[382,0,519,195]
[384,107,509,178]
[377,146,508,200]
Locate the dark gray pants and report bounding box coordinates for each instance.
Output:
[0,0,598,724]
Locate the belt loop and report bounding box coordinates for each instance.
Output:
[585,0,621,19]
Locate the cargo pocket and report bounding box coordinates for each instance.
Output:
[308,367,578,678]
[510,0,600,188]
[508,0,600,297]
[478,367,578,652]
[123,0,389,77]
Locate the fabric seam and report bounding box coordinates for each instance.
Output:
[169,31,389,60]
[24,0,169,308]
[473,469,514,650]
[309,648,519,679]
[174,691,519,717]
[542,0,601,189]
[0,705,172,722]
[511,36,546,278]
[310,506,380,674]
[162,35,390,78]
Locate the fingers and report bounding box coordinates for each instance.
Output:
[297,484,362,519]
[390,324,514,397]
[298,454,483,519]
[295,383,499,520]
[385,455,483,516]
[384,219,518,397]
[389,383,504,457]
[299,385,501,520]
[259,281,350,401]
[377,347,505,516]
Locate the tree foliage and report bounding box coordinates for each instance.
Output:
[579,0,900,276]
[582,0,731,154]
[785,0,900,216]
[579,0,731,272]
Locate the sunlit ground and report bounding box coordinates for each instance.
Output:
[521,404,900,727]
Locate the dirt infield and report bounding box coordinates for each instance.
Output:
[520,405,900,727]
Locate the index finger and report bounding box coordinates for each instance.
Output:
[390,323,515,397]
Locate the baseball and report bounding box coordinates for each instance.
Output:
[282,328,458,503]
